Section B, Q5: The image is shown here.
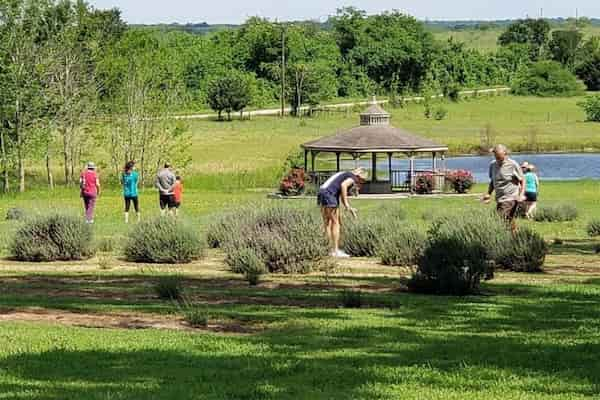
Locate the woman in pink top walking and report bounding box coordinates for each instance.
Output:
[80,162,101,224]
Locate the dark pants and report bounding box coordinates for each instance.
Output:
[159,194,175,210]
[82,195,97,221]
[125,196,139,212]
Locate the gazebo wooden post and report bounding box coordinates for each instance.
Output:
[432,151,437,171]
[336,152,341,172]
[387,152,393,183]
[371,152,377,182]
[409,153,415,194]
[304,149,309,171]
[311,151,317,173]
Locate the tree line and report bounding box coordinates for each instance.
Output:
[1,2,599,192]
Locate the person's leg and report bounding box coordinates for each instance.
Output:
[528,201,537,218]
[87,196,97,223]
[331,208,341,253]
[83,196,90,222]
[124,197,131,223]
[133,197,140,221]
[159,194,167,216]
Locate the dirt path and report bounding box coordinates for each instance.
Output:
[171,87,510,120]
[0,308,256,334]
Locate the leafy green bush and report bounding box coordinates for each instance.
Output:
[221,205,329,274]
[179,299,209,328]
[512,61,585,97]
[378,227,426,266]
[433,106,448,120]
[499,228,548,272]
[587,219,600,237]
[206,211,242,248]
[409,209,510,295]
[10,214,95,262]
[578,95,600,122]
[123,218,204,264]
[154,274,184,300]
[534,204,578,222]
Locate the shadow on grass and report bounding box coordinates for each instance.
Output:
[1,321,599,399]
[549,239,599,256]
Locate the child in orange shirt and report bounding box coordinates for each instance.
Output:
[173,176,183,217]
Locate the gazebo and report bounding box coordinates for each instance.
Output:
[301,98,449,194]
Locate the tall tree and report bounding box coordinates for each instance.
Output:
[548,30,583,71]
[498,18,551,61]
[0,0,48,192]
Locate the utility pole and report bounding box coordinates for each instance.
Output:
[281,25,286,118]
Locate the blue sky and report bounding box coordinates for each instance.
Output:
[88,0,600,24]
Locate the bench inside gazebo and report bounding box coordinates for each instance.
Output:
[301,98,449,194]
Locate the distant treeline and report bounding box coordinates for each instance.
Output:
[134,17,600,35]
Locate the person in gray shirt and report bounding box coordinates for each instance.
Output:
[482,144,524,232]
[155,163,176,216]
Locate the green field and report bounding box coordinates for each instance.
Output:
[432,26,600,52]
[165,94,600,188]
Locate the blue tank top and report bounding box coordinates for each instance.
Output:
[525,172,538,193]
[122,171,139,197]
[320,171,356,197]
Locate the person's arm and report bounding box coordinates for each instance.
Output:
[514,164,525,199]
[483,164,494,202]
[96,177,101,196]
[340,178,357,218]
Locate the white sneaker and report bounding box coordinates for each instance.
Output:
[334,250,351,258]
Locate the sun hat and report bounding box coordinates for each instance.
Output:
[86,161,96,170]
[491,144,508,154]
[352,167,368,180]
[520,161,530,169]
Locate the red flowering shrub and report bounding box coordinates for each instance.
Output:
[279,168,306,196]
[445,170,475,194]
[414,173,434,194]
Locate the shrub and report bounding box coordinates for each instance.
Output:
[534,204,578,222]
[221,205,329,274]
[378,227,426,266]
[123,218,204,263]
[433,106,448,120]
[342,218,384,257]
[342,204,407,257]
[6,207,25,221]
[96,236,117,253]
[206,211,241,248]
[414,173,434,194]
[10,214,95,262]
[340,289,362,308]
[578,95,600,122]
[279,168,306,196]
[179,299,209,327]
[445,170,475,194]
[154,274,184,300]
[587,219,600,237]
[226,247,267,285]
[409,209,510,295]
[512,60,585,97]
[500,228,548,272]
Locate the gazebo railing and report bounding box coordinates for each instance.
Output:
[391,170,446,192]
[309,171,338,187]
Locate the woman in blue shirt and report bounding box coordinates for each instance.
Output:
[522,163,540,219]
[122,161,140,223]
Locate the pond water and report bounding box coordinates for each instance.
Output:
[341,153,600,182]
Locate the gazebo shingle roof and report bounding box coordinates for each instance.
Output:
[302,100,448,154]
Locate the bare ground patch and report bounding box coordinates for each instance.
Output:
[0,307,258,334]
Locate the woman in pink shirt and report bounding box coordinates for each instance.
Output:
[80,162,101,224]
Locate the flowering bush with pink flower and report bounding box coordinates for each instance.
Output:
[413,173,434,194]
[445,170,475,194]
[279,168,306,196]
